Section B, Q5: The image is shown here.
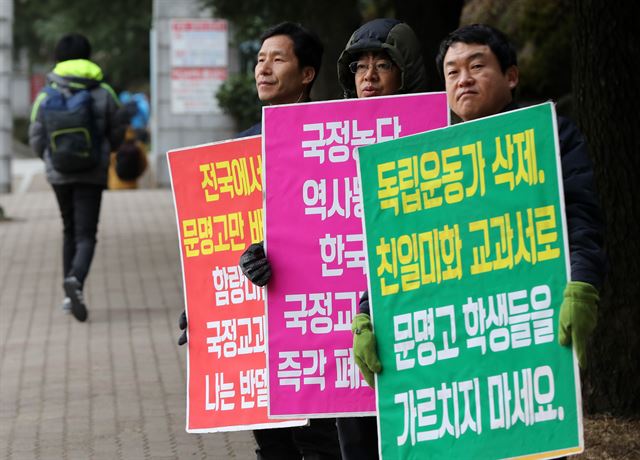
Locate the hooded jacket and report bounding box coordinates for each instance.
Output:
[29,59,126,186]
[337,18,428,98]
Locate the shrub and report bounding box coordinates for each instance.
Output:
[216,74,262,130]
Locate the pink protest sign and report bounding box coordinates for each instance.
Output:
[263,93,449,417]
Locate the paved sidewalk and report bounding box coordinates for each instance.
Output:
[0,188,257,459]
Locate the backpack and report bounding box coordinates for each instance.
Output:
[115,140,144,181]
[41,81,101,173]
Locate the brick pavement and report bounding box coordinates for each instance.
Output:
[0,188,257,459]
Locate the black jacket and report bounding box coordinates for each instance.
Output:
[359,106,606,315]
[236,123,261,138]
[556,115,606,288]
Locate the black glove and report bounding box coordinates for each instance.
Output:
[359,290,370,315]
[178,310,187,346]
[239,241,272,287]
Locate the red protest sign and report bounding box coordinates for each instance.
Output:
[168,136,306,432]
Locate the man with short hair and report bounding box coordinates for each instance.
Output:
[435,24,605,370]
[241,23,342,460]
[436,23,520,123]
[236,21,323,137]
[179,22,340,460]
[352,21,606,427]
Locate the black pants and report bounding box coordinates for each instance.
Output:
[253,418,342,459]
[336,416,378,460]
[52,183,103,286]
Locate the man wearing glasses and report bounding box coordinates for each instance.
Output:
[239,18,429,459]
[337,18,428,100]
[335,18,429,460]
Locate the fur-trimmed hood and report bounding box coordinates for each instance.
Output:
[337,18,428,98]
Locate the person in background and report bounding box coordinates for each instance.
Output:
[119,90,150,144]
[29,33,126,322]
[107,125,148,190]
[108,93,148,190]
[179,22,342,460]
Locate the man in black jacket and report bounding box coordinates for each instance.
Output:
[235,22,323,139]
[180,22,341,460]
[353,23,606,398]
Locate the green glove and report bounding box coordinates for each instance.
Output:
[558,281,599,369]
[352,313,382,388]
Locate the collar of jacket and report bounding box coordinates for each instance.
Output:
[451,100,520,125]
[337,19,427,98]
[53,59,103,81]
[499,100,519,114]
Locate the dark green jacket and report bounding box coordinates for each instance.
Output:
[337,18,428,98]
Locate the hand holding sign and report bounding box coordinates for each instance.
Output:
[239,241,272,287]
[352,313,382,388]
[558,281,599,369]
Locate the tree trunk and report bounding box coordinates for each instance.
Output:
[393,0,464,92]
[573,0,640,415]
[306,1,362,101]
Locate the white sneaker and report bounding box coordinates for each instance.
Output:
[61,297,72,314]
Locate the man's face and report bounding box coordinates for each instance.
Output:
[443,42,518,121]
[354,51,401,98]
[254,34,314,105]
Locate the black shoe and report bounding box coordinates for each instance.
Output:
[63,276,88,322]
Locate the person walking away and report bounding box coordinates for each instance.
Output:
[178,22,342,460]
[29,33,127,321]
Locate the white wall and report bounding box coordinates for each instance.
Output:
[151,0,239,187]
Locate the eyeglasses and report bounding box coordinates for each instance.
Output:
[349,60,395,75]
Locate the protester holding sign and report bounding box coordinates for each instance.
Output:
[441,23,606,368]
[178,22,342,460]
[240,17,433,460]
[336,18,427,99]
[434,26,606,352]
[351,23,606,460]
[332,18,430,460]
[239,23,342,460]
[353,22,605,386]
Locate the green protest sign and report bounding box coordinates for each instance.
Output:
[357,103,582,459]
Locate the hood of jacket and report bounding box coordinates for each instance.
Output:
[48,59,104,91]
[337,18,428,98]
